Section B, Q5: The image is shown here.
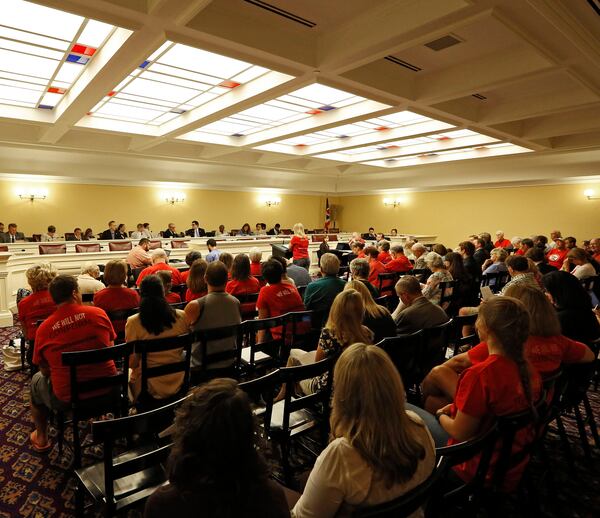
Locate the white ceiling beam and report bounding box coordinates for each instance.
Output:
[521,106,600,140]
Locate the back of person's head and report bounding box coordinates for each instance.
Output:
[206,238,217,248]
[151,248,168,263]
[491,247,508,262]
[412,242,426,254]
[49,274,78,304]
[535,235,548,247]
[345,280,386,319]
[525,247,545,263]
[567,247,588,263]
[432,244,447,256]
[269,255,288,273]
[320,253,340,275]
[352,241,365,251]
[542,270,593,310]
[459,240,475,256]
[26,263,57,292]
[395,275,422,296]
[231,254,251,281]
[168,378,264,496]
[379,240,390,252]
[138,238,150,246]
[506,255,529,273]
[206,261,228,288]
[187,259,208,294]
[185,250,202,266]
[478,297,535,414]
[293,222,305,236]
[218,252,233,271]
[139,275,176,335]
[103,259,128,286]
[476,238,485,248]
[480,232,492,242]
[249,247,262,262]
[331,343,427,486]
[262,259,284,284]
[521,238,534,249]
[444,251,467,279]
[80,261,100,277]
[391,245,404,255]
[350,258,370,279]
[156,270,173,292]
[425,251,444,269]
[503,284,561,336]
[326,289,371,346]
[47,225,56,233]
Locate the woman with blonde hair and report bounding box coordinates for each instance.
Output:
[345,280,396,343]
[18,263,57,341]
[287,289,373,396]
[185,258,208,302]
[292,343,435,517]
[422,252,453,307]
[290,222,310,270]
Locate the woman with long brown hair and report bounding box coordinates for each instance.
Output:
[292,343,435,517]
[344,280,396,343]
[185,258,208,302]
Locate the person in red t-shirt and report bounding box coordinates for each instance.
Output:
[30,275,117,452]
[546,237,568,269]
[493,230,512,249]
[289,223,310,270]
[18,263,57,342]
[136,248,182,286]
[155,270,182,304]
[249,248,263,278]
[364,246,386,287]
[180,250,202,283]
[351,241,366,259]
[385,245,413,273]
[185,259,208,302]
[93,259,140,336]
[590,238,600,263]
[226,254,260,296]
[377,240,392,265]
[256,259,304,340]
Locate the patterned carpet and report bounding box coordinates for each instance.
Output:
[0,316,599,517]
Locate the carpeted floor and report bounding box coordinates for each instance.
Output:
[0,316,599,517]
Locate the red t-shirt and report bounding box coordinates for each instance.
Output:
[180,270,190,283]
[515,249,524,256]
[385,255,413,273]
[136,262,182,286]
[226,277,260,296]
[368,259,387,286]
[468,335,588,374]
[593,252,600,263]
[33,303,117,402]
[256,283,305,338]
[290,236,309,260]
[93,287,140,334]
[18,290,57,340]
[378,251,392,264]
[184,289,206,302]
[494,239,511,248]
[546,248,568,269]
[250,262,262,277]
[450,354,541,491]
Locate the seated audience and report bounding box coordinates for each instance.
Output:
[303,253,346,314]
[205,238,221,262]
[287,260,313,287]
[515,238,534,256]
[459,240,480,284]
[500,255,540,295]
[350,241,365,259]
[116,223,128,239]
[99,220,118,240]
[41,225,58,242]
[18,263,58,342]
[214,224,227,237]
[345,281,396,343]
[286,289,373,395]
[546,237,568,268]
[392,276,449,331]
[472,238,490,267]
[219,252,234,277]
[377,240,392,264]
[249,247,263,277]
[163,223,178,238]
[422,252,453,307]
[157,270,182,304]
[77,262,105,295]
[510,236,522,252]
[144,379,289,518]
[256,259,304,339]
[30,275,117,452]
[185,259,208,302]
[350,258,379,299]
[479,232,493,252]
[385,245,413,273]
[93,259,140,335]
[180,250,202,283]
[319,235,330,254]
[525,246,557,275]
[226,254,260,295]
[290,223,310,270]
[563,247,596,279]
[127,238,152,268]
[271,255,300,286]
[237,223,253,236]
[348,232,365,246]
[494,230,511,249]
[365,246,386,286]
[411,243,427,270]
[432,243,448,256]
[481,247,509,291]
[542,271,600,343]
[136,248,182,286]
[565,236,577,249]
[445,251,476,307]
[292,343,435,518]
[591,237,600,263]
[184,262,241,369]
[126,275,188,402]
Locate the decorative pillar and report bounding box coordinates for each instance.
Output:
[0,253,13,327]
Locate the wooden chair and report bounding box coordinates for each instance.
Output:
[171,239,188,249]
[419,320,453,384]
[481,271,510,294]
[439,279,459,314]
[190,325,243,384]
[108,241,132,252]
[39,243,66,254]
[232,292,259,320]
[376,331,423,399]
[378,272,399,296]
[240,316,286,372]
[148,240,162,250]
[104,307,138,343]
[283,310,323,357]
[75,243,101,253]
[0,245,8,252]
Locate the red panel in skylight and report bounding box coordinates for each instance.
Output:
[218,80,241,88]
[72,44,97,56]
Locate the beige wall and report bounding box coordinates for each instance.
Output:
[336,183,600,246]
[0,180,328,236]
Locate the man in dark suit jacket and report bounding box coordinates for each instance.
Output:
[185,220,205,238]
[163,223,178,238]
[267,223,281,235]
[393,276,449,332]
[1,223,25,243]
[473,238,490,268]
[99,220,118,240]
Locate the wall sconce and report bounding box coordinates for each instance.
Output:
[584,189,599,200]
[263,196,281,208]
[17,187,48,202]
[162,191,186,205]
[383,197,405,208]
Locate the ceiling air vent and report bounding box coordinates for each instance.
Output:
[472,93,487,100]
[244,0,316,28]
[586,0,600,16]
[424,34,463,51]
[384,56,422,72]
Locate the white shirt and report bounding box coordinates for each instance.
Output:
[571,263,596,280]
[77,274,105,295]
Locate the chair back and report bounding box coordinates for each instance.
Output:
[439,279,459,310]
[420,319,453,380]
[376,331,423,392]
[378,272,399,296]
[283,310,322,356]
[39,243,66,255]
[131,266,145,283]
[374,293,399,313]
[579,275,597,292]
[75,243,101,253]
[105,307,138,337]
[356,457,448,517]
[171,283,187,296]
[232,292,260,319]
[481,272,510,293]
[448,315,478,355]
[241,315,286,366]
[0,245,8,252]
[108,241,133,252]
[191,325,242,377]
[132,334,193,404]
[171,239,188,249]
[148,240,162,250]
[81,293,95,303]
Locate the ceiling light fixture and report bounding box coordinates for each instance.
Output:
[383,197,404,208]
[162,191,185,205]
[263,196,281,207]
[17,187,47,202]
[584,189,599,200]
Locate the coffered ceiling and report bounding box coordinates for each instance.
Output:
[0,0,599,194]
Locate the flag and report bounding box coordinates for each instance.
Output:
[324,198,331,230]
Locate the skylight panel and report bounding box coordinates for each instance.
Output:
[121,77,200,104]
[159,45,251,78]
[78,20,114,48]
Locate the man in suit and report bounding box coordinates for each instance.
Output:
[393,275,449,332]
[163,223,178,238]
[267,223,281,235]
[473,238,490,268]
[2,223,25,243]
[99,220,118,240]
[186,220,205,238]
